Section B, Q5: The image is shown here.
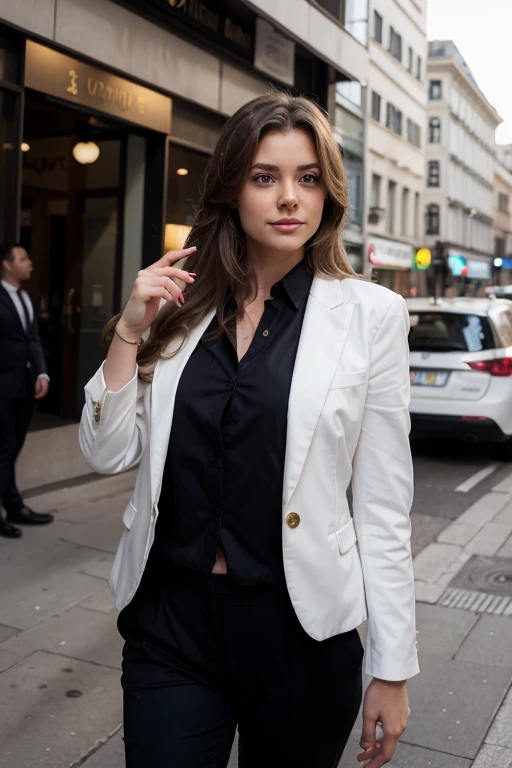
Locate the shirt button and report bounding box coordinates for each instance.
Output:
[214,507,220,517]
[285,512,300,528]
[262,329,269,337]
[225,381,234,391]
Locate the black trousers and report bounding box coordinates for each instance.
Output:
[0,395,33,514]
[118,547,363,768]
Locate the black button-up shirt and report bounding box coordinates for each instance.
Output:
[154,259,313,584]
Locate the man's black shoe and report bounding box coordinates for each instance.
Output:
[7,507,54,525]
[0,519,22,538]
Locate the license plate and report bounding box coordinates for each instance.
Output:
[410,370,449,387]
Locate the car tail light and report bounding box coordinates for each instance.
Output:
[467,357,512,376]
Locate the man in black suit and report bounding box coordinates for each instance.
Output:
[0,243,54,538]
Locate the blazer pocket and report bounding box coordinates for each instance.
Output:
[329,370,367,389]
[122,499,138,530]
[335,518,358,555]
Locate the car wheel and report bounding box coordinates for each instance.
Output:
[496,438,512,462]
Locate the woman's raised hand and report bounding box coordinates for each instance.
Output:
[117,247,197,341]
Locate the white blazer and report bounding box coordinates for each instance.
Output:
[79,276,419,681]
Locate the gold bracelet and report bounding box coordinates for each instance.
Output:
[115,328,143,347]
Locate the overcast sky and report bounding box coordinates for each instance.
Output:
[426,0,512,145]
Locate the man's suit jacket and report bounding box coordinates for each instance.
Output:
[0,284,47,398]
[79,276,420,682]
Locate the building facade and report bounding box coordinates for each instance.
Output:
[425,41,502,296]
[0,0,369,487]
[493,152,512,286]
[364,0,428,295]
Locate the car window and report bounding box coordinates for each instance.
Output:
[408,312,494,352]
[491,308,512,348]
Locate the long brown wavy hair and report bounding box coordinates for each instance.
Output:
[104,91,360,381]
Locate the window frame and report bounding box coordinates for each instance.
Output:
[371,90,381,122]
[427,160,440,187]
[389,26,402,62]
[426,203,440,235]
[429,80,442,100]
[429,117,441,143]
[373,10,383,43]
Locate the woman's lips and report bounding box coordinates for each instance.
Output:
[270,222,304,232]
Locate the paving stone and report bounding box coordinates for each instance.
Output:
[415,604,477,659]
[456,615,512,668]
[404,652,511,758]
[493,473,512,493]
[77,729,125,767]
[473,744,512,767]
[497,535,512,558]
[485,686,512,748]
[436,551,473,588]
[0,529,107,630]
[413,543,462,584]
[80,556,115,582]
[386,742,472,767]
[415,581,445,604]
[0,651,122,768]
[465,523,512,556]
[78,585,116,614]
[493,499,512,527]
[24,470,137,514]
[58,515,124,555]
[438,492,509,546]
[0,624,18,643]
[410,513,450,558]
[0,606,122,670]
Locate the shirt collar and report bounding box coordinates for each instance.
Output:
[271,258,313,310]
[1,280,18,295]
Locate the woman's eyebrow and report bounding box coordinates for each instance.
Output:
[250,163,321,172]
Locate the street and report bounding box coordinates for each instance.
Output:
[0,441,511,768]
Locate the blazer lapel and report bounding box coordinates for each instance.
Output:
[149,309,216,503]
[283,276,355,508]
[0,285,26,334]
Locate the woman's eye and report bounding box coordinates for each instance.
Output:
[255,174,274,184]
[301,174,319,184]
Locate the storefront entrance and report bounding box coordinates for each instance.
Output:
[20,96,133,426]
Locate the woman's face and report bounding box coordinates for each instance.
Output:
[236,129,328,257]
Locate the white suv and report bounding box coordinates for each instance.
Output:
[405,297,512,460]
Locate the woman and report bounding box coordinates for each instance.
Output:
[79,92,419,768]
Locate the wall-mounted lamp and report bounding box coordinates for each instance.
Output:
[176,168,189,176]
[21,142,31,152]
[72,141,100,165]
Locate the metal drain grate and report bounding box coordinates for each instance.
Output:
[447,555,512,597]
[438,587,512,615]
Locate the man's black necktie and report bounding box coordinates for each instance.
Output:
[16,289,31,333]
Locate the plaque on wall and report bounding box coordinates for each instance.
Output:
[25,40,172,134]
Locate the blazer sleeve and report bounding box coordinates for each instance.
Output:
[27,295,48,377]
[351,293,419,681]
[78,361,150,475]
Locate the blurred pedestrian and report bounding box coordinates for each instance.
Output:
[0,244,53,538]
[80,93,418,768]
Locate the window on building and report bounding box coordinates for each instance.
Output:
[414,192,420,238]
[401,187,409,235]
[495,237,506,257]
[428,160,440,187]
[316,0,343,21]
[408,46,413,73]
[429,80,442,100]
[498,192,509,214]
[387,180,397,233]
[386,103,402,135]
[429,117,441,143]
[389,27,402,62]
[373,10,383,42]
[426,203,440,235]
[371,174,381,208]
[416,55,422,81]
[371,91,381,121]
[407,119,421,148]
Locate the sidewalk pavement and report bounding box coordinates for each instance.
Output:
[0,470,511,767]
